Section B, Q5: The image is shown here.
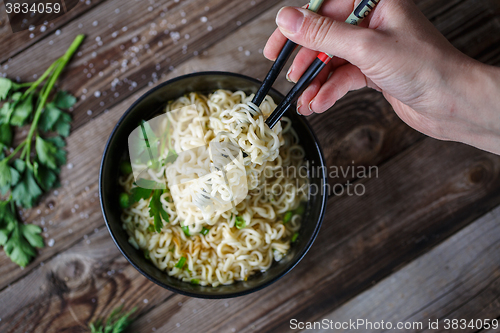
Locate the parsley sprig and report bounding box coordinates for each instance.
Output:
[89,305,137,333]
[0,197,44,267]
[121,183,170,233]
[0,35,84,267]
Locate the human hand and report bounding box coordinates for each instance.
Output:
[264,0,500,154]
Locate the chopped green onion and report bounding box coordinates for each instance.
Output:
[144,250,150,260]
[291,232,299,242]
[147,224,155,233]
[175,256,186,269]
[294,203,305,216]
[235,215,246,229]
[119,193,130,208]
[201,227,210,236]
[283,211,293,224]
[181,225,190,236]
[191,279,200,285]
[119,161,133,175]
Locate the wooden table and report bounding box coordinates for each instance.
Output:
[1,0,499,332]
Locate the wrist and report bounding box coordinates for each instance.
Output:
[447,58,500,153]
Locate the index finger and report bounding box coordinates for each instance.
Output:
[263,27,289,61]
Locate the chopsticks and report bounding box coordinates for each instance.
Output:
[265,0,381,129]
[249,0,325,112]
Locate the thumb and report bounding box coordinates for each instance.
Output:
[276,6,376,65]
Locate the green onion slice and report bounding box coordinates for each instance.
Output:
[235,215,246,229]
[175,256,187,268]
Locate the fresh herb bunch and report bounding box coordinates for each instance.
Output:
[0,34,84,267]
[89,305,137,333]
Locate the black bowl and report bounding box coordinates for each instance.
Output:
[99,72,328,298]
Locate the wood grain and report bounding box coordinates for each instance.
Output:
[0,0,285,133]
[0,225,172,333]
[1,0,498,141]
[0,0,499,331]
[311,205,500,333]
[0,0,106,63]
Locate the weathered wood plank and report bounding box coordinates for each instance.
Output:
[0,0,285,133]
[0,0,498,140]
[309,205,500,333]
[0,0,106,63]
[0,226,173,333]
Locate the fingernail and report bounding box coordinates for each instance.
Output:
[276,7,304,33]
[296,103,302,115]
[308,99,315,113]
[286,67,293,82]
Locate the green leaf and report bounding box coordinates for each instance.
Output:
[10,94,33,127]
[0,78,13,100]
[13,159,26,173]
[53,112,72,137]
[88,306,137,333]
[0,199,16,228]
[4,223,36,267]
[33,161,58,191]
[35,135,59,170]
[0,211,15,246]
[149,189,168,232]
[21,224,44,248]
[46,135,66,148]
[53,91,77,109]
[0,199,9,221]
[38,102,62,132]
[11,166,43,208]
[0,102,14,124]
[0,161,11,189]
[129,186,153,204]
[0,185,9,196]
[0,122,12,147]
[10,166,20,187]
